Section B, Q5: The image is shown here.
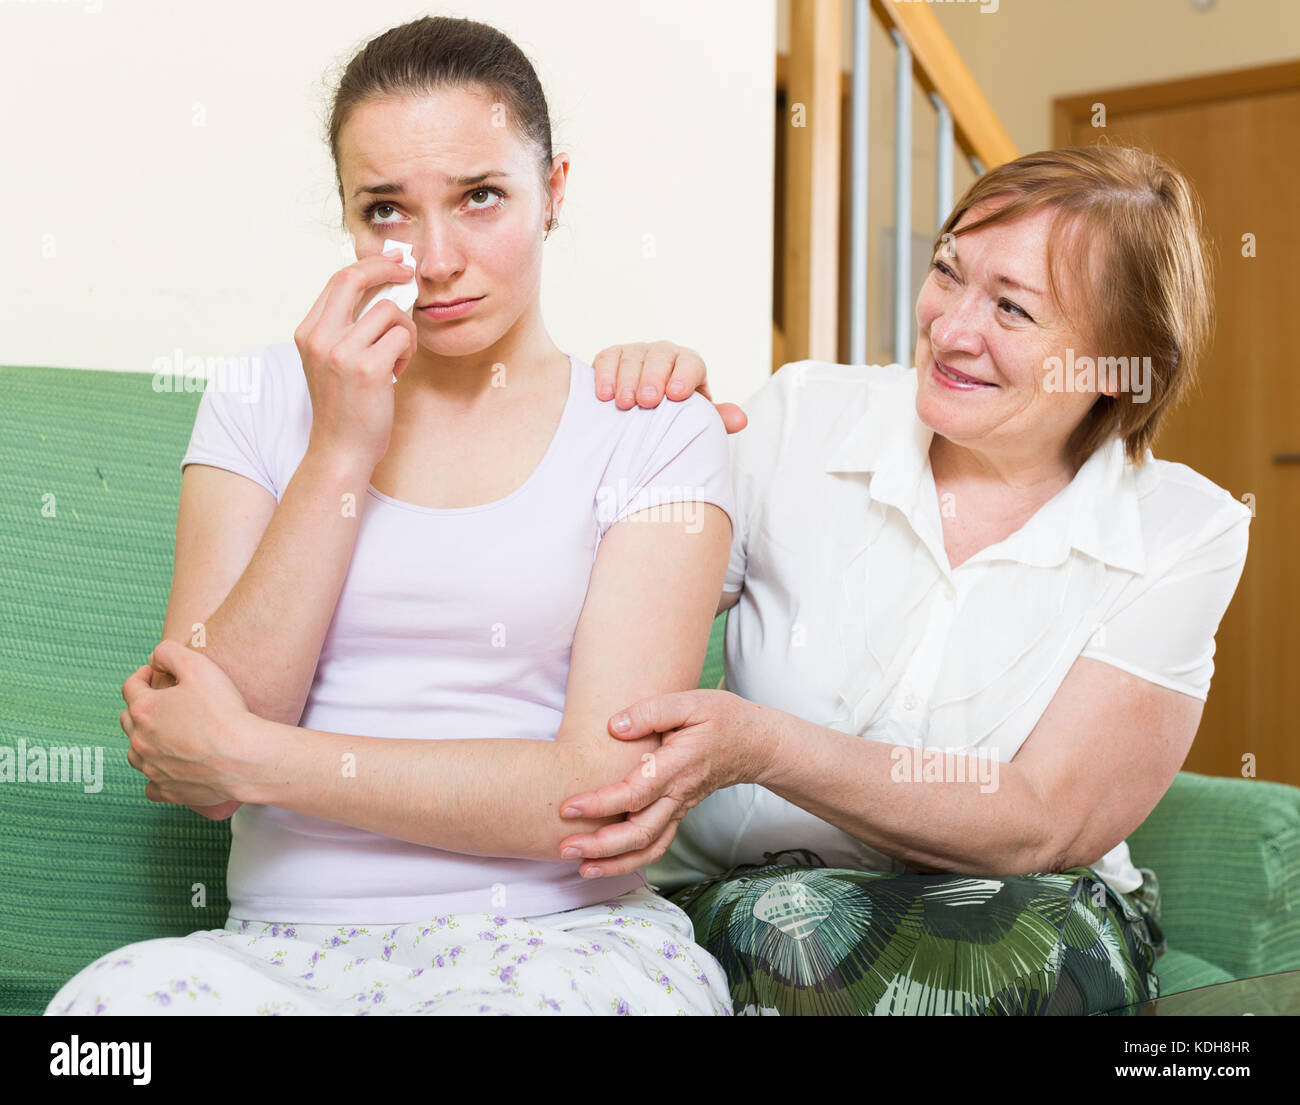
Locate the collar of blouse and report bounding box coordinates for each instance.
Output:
[821,365,1152,576]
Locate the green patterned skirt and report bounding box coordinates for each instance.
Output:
[666,850,1165,1016]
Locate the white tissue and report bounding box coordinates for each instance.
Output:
[355,238,418,383]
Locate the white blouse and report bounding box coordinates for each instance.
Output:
[650,361,1251,896]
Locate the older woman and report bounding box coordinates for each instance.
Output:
[565,146,1251,1015]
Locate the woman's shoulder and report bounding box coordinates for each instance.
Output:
[732,360,907,469]
[1132,450,1251,563]
[568,353,727,442]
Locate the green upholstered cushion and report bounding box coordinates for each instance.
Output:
[1153,948,1235,997]
[0,366,232,1017]
[1127,770,1300,983]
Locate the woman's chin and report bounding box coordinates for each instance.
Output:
[916,388,993,445]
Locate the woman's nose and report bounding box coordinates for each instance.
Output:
[414,225,466,283]
[926,292,984,355]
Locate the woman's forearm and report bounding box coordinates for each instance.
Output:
[236,715,658,862]
[171,448,371,726]
[755,713,1055,874]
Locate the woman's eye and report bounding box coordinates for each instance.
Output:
[931,260,1033,322]
[363,203,400,225]
[466,187,506,211]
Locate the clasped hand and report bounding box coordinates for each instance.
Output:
[120,640,254,819]
[556,689,774,878]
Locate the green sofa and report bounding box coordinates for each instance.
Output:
[3,364,1299,1016]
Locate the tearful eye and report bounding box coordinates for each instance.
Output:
[465,186,507,212]
[361,202,401,225]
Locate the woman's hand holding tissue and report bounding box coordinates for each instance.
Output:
[293,245,420,472]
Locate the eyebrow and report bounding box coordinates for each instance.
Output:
[993,274,1044,298]
[351,170,511,199]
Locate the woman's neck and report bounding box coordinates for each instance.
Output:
[397,306,564,409]
[929,432,1075,503]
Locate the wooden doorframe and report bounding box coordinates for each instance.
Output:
[1053,58,1300,143]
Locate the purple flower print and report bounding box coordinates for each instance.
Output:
[347,928,360,938]
[527,937,543,947]
[357,993,366,1003]
[285,928,296,938]
[94,1001,106,1015]
[615,999,629,1015]
[310,951,321,966]
[499,966,516,984]
[153,992,172,1006]
[450,946,463,960]
[300,972,314,981]
[496,943,510,954]
[270,925,280,937]
[435,955,446,968]
[382,945,394,961]
[410,968,425,978]
[492,916,506,927]
[662,942,679,960]
[478,931,495,942]
[113,958,132,967]
[656,972,672,992]
[372,991,384,1003]
[172,980,187,992]
[198,982,211,992]
[330,936,343,947]
[436,915,450,927]
[545,998,561,1012]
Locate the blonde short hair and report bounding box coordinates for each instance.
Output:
[932,145,1215,469]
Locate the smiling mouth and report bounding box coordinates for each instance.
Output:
[934,357,995,387]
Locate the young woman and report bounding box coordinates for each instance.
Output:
[44,15,735,1017]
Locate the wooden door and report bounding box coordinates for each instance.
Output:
[1055,63,1300,788]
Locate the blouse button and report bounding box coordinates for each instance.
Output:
[903,693,919,711]
[943,583,956,600]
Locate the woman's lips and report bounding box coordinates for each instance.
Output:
[417,296,483,320]
[932,357,995,390]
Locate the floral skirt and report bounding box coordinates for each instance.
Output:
[43,884,733,1016]
[665,850,1166,1016]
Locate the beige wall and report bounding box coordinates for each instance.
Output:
[0,0,774,404]
[927,0,1300,156]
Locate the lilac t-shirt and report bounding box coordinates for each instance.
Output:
[179,342,736,923]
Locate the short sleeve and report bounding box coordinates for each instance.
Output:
[722,433,746,592]
[179,347,278,498]
[720,361,810,592]
[1079,498,1251,700]
[596,392,736,540]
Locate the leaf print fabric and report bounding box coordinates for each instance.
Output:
[670,850,1165,1016]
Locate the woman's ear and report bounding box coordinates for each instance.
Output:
[547,152,570,223]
